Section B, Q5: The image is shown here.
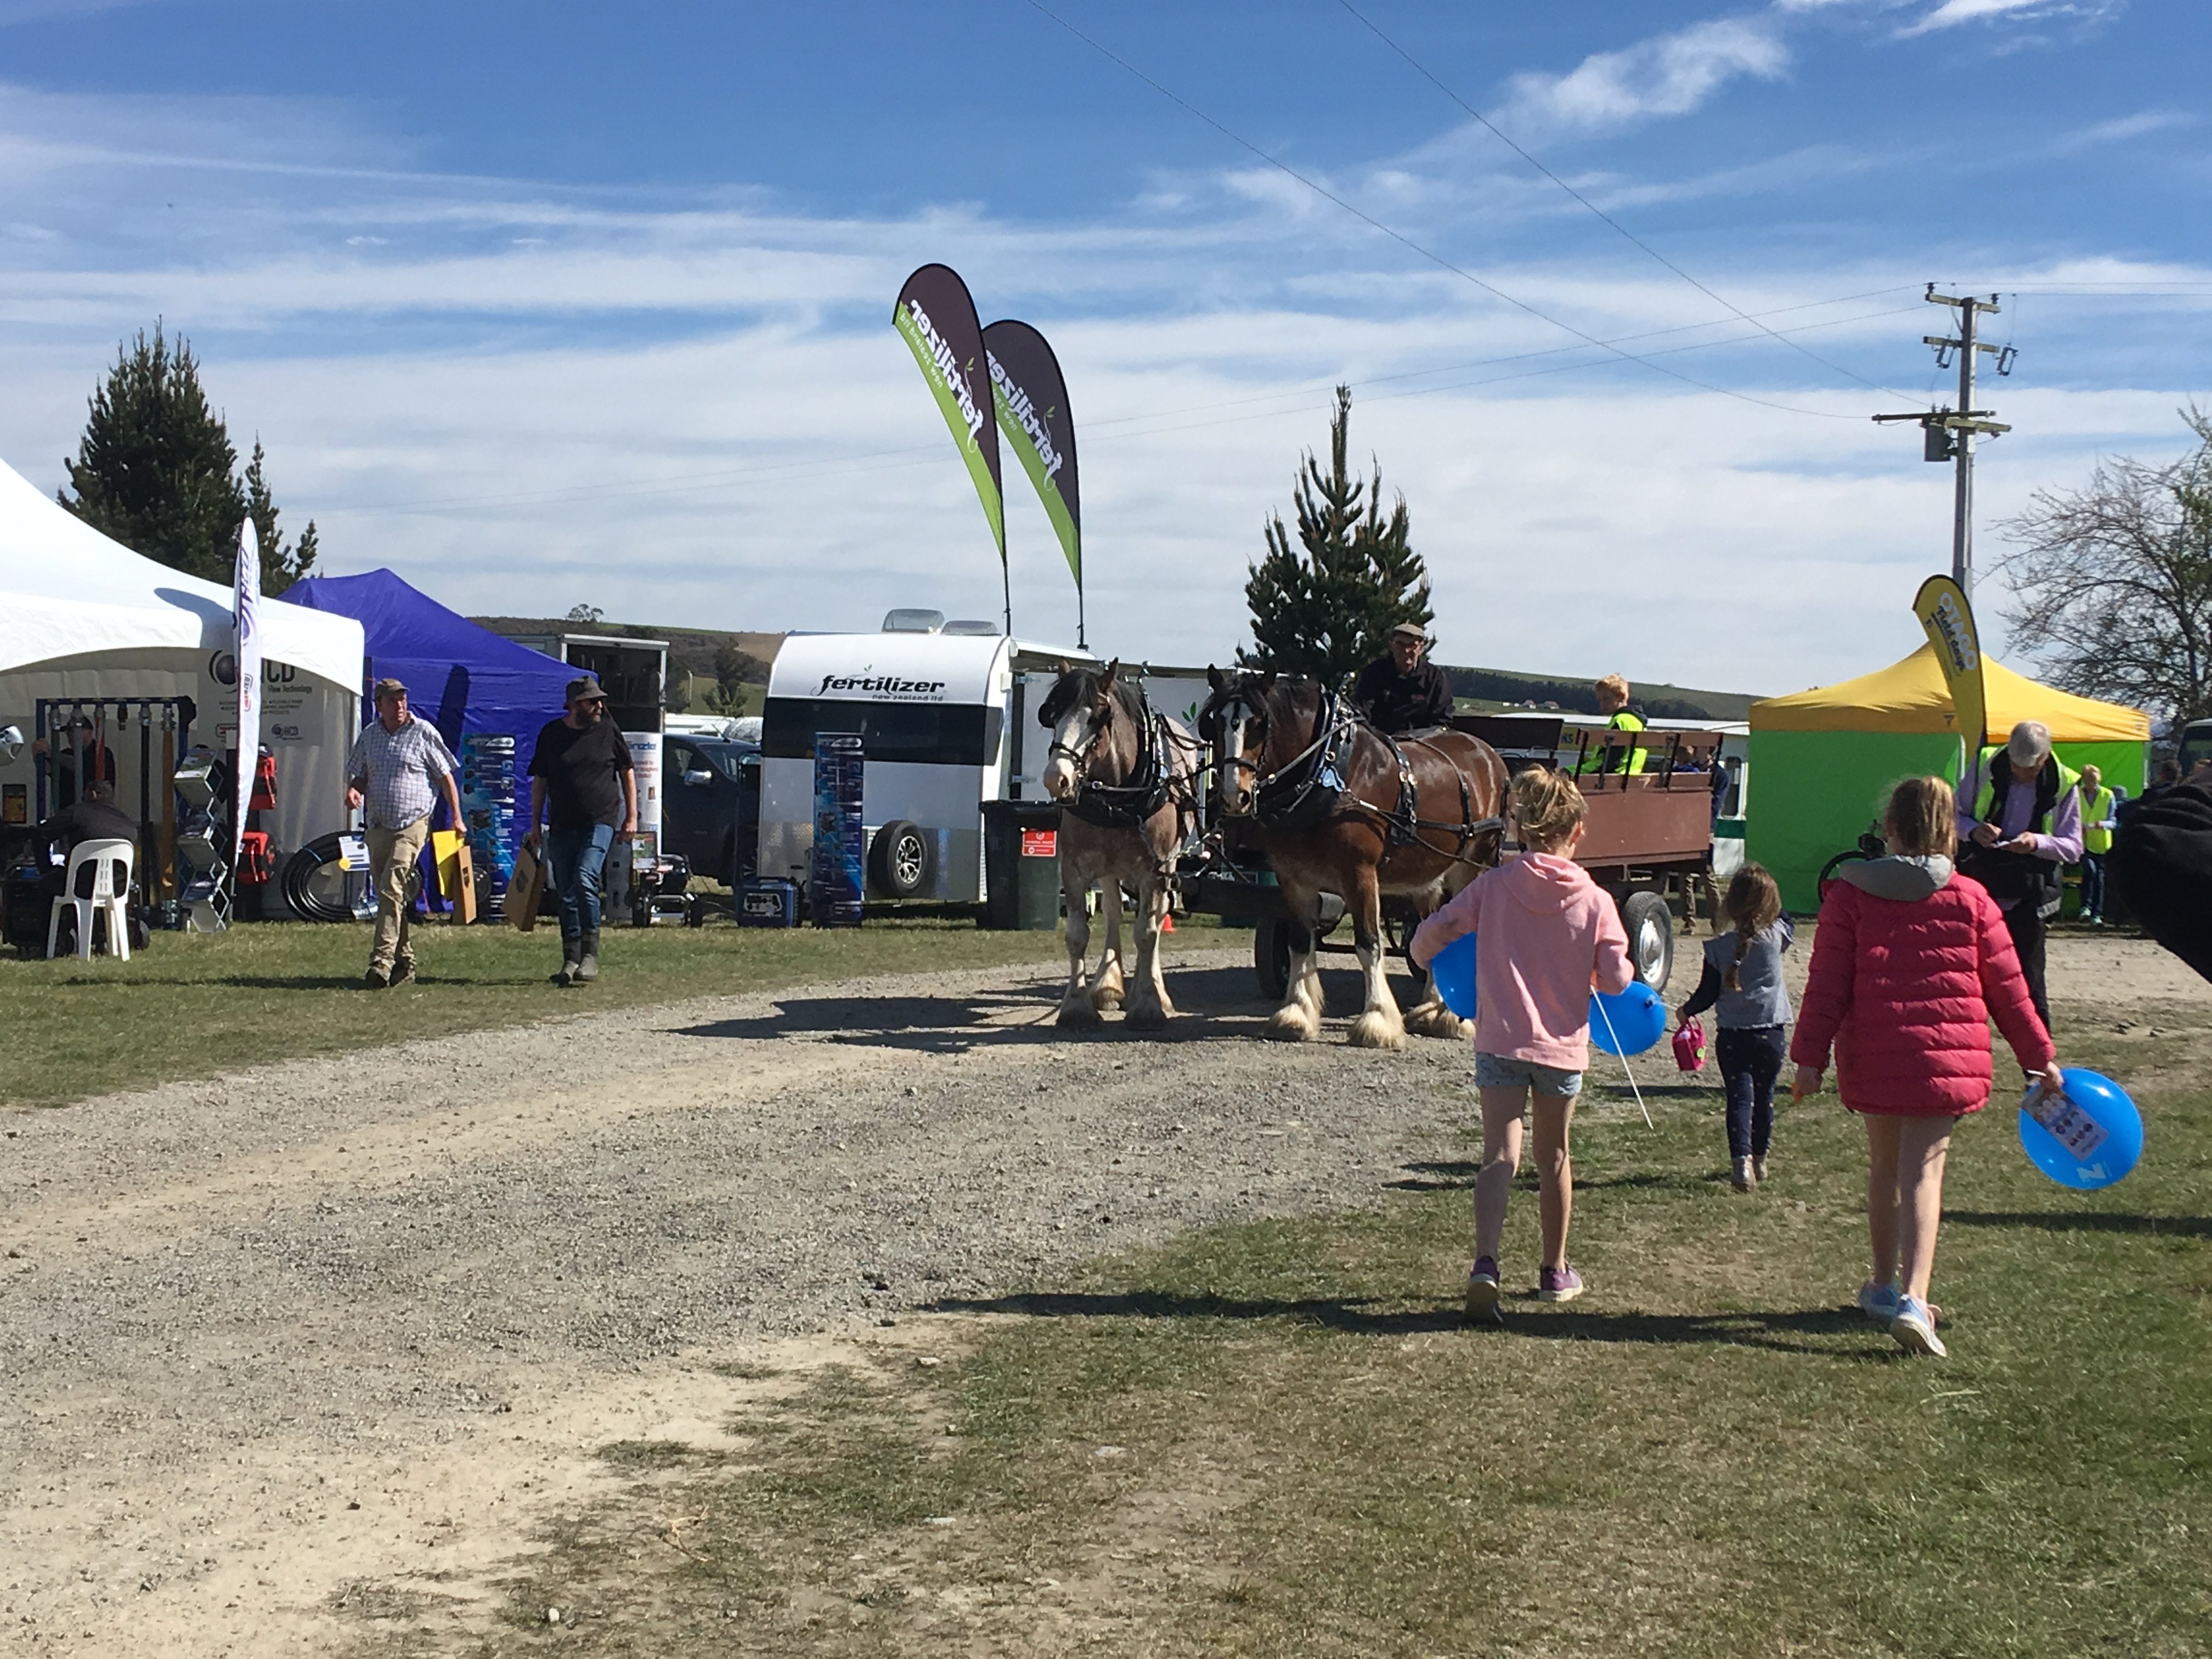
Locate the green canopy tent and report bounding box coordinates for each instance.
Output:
[1748,643,2149,911]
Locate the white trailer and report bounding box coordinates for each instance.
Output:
[757,613,1097,905]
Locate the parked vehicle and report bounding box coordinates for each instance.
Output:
[2176,719,2212,777]
[756,611,1096,906]
[662,732,760,888]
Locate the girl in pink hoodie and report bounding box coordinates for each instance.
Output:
[1410,767,1635,1322]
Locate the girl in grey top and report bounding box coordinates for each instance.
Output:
[1679,863,1793,1190]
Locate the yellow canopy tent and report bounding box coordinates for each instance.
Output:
[1748,643,2148,909]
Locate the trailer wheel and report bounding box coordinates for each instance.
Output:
[868,820,933,899]
[1620,891,1675,991]
[1254,916,1291,1001]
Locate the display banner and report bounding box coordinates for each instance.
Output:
[810,732,864,927]
[893,264,1004,565]
[459,732,517,916]
[1912,574,1989,771]
[982,319,1082,592]
[233,518,262,873]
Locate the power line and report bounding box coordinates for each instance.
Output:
[1018,0,1869,420]
[1331,0,1922,404]
[335,295,1918,516]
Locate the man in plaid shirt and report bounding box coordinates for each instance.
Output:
[345,678,461,989]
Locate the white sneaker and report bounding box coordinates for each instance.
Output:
[1752,1154,1769,1183]
[1731,1156,1756,1192]
[1889,1296,1947,1357]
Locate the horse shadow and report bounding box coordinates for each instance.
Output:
[672,960,1291,1054]
[674,990,1073,1055]
[933,1288,1880,1356]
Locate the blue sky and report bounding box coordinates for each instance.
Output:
[1,0,2207,690]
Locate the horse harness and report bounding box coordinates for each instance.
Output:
[1054,684,1190,832]
[1234,687,1502,864]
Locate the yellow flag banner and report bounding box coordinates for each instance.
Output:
[1911,574,1988,764]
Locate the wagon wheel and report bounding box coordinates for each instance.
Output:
[1254,916,1292,1001]
[1618,891,1675,992]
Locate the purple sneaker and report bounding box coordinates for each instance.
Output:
[1464,1256,1502,1324]
[1537,1265,1584,1303]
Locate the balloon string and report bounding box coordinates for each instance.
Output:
[1595,996,1655,1128]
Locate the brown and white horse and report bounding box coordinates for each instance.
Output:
[1201,670,1508,1047]
[1038,662,1199,1030]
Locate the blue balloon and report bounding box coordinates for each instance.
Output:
[2018,1068,2143,1190]
[1430,932,1479,1018]
[1589,980,1667,1056]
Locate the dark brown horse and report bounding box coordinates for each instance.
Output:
[1038,661,1201,1029]
[1201,670,1509,1047]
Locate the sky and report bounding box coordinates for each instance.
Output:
[1,0,2207,695]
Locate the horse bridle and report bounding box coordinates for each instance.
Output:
[1212,684,1338,794]
[1048,701,1114,775]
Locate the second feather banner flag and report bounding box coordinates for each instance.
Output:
[983,319,1082,597]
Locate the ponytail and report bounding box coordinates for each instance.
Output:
[1719,864,1781,992]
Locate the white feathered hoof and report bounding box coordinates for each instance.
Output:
[1124,998,1170,1032]
[1402,1002,1467,1041]
[1349,1009,1407,1050]
[1267,1004,1318,1042]
[1057,1000,1105,1030]
[1089,970,1126,1012]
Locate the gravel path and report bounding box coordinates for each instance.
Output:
[1,946,1494,1656]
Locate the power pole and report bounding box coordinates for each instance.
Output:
[1872,284,2016,597]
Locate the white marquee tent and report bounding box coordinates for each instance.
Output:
[0,456,365,870]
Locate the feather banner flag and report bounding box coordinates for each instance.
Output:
[893,265,1005,585]
[1912,573,1988,772]
[983,320,1083,626]
[233,516,262,876]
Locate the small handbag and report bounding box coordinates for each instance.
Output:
[1672,1015,1708,1073]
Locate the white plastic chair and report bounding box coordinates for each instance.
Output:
[47,838,134,962]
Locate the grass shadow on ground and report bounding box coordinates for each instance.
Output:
[1946,1207,2212,1236]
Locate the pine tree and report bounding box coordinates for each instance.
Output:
[1242,385,1432,686]
[242,439,319,595]
[59,324,319,591]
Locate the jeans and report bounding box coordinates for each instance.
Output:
[365,814,429,974]
[546,822,614,940]
[2079,851,2107,919]
[1717,1025,1786,1162]
[2002,899,2050,1026]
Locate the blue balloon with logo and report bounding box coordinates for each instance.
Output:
[1589,980,1667,1057]
[1430,932,1479,1019]
[2018,1068,2142,1190]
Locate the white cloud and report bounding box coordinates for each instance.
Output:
[1894,0,2121,37]
[2050,109,2195,153]
[1498,17,1791,138]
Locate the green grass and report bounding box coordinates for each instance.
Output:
[0,915,1091,1110]
[448,1003,2211,1657]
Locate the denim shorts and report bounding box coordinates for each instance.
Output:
[1474,1051,1585,1097]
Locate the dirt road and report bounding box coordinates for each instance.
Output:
[3,933,2202,1655]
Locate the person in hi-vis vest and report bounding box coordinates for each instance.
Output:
[1577,674,1648,777]
[1955,720,2082,1025]
[2075,763,2123,925]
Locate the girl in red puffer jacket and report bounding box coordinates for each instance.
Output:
[1792,775,2061,1357]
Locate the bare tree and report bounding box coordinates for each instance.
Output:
[1995,409,2212,725]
